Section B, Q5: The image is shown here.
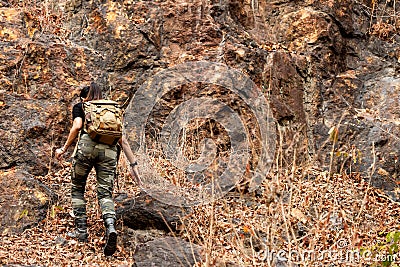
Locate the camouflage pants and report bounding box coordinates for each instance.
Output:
[71,133,118,220]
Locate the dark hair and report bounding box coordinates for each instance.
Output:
[80,86,90,99]
[81,82,103,101]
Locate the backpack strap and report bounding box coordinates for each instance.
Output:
[81,101,89,135]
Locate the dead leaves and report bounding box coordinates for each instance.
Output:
[180,169,400,266]
[291,208,308,224]
[0,166,136,266]
[1,154,399,266]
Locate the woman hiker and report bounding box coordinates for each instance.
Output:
[55,82,140,256]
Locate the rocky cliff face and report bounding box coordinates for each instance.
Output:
[0,0,399,199]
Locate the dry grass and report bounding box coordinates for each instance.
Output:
[357,0,400,42]
[1,151,399,266]
[173,160,400,266]
[131,111,400,267]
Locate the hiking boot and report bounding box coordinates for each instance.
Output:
[103,215,118,256]
[67,217,88,242]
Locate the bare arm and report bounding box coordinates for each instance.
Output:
[119,136,142,186]
[55,117,83,159]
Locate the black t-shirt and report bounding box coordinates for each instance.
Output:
[72,102,85,120]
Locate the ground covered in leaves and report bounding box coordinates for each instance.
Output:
[185,168,400,266]
[0,159,399,266]
[0,160,142,267]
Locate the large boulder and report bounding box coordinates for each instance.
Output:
[116,191,188,232]
[0,94,67,176]
[133,237,203,267]
[0,169,56,234]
